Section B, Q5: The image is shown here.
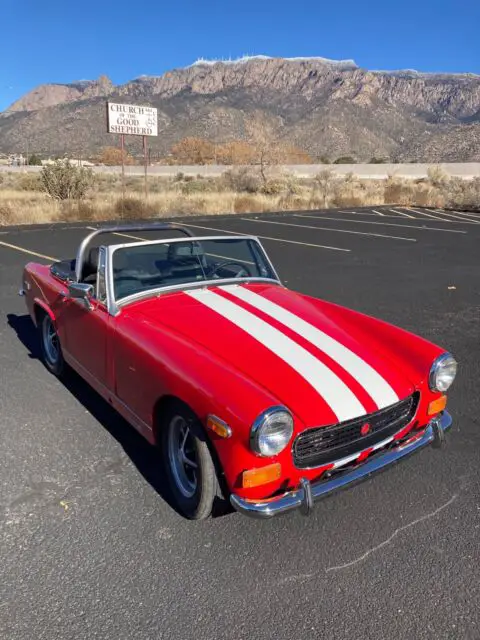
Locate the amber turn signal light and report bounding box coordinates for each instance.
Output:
[242,463,282,488]
[428,395,447,416]
[206,415,232,438]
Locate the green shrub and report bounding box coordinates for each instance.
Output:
[222,168,262,193]
[40,160,95,200]
[334,156,356,164]
[427,166,450,188]
[262,179,285,195]
[28,154,43,166]
[180,179,212,194]
[444,176,480,211]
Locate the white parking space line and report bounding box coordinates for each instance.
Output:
[406,207,452,221]
[0,240,57,262]
[418,210,480,225]
[86,227,146,241]
[334,209,412,220]
[240,218,416,242]
[388,208,415,218]
[175,222,351,252]
[332,210,385,217]
[294,214,466,234]
[337,209,388,217]
[429,210,480,224]
[449,210,480,219]
[111,231,147,240]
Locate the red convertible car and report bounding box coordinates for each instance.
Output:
[20,223,457,519]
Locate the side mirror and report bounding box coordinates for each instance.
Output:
[68,282,94,310]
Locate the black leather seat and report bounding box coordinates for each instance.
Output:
[82,247,99,285]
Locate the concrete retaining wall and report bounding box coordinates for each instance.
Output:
[1,163,480,179]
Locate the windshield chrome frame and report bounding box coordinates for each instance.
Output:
[74,223,193,282]
[104,235,282,315]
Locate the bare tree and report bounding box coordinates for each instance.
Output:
[216,140,257,165]
[314,170,335,208]
[170,137,215,165]
[99,146,134,166]
[244,113,286,186]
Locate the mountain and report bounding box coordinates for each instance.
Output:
[6,75,114,112]
[1,56,479,162]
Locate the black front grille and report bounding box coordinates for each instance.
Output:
[293,393,419,468]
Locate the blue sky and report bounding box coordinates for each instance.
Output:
[1,0,479,111]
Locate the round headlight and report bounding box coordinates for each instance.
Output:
[429,353,457,393]
[250,406,294,457]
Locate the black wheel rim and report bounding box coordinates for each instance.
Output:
[167,415,198,498]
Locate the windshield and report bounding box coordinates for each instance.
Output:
[112,237,277,300]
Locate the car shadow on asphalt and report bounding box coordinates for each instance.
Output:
[7,312,184,518]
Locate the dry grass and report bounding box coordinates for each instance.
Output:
[0,189,63,225]
[0,169,478,226]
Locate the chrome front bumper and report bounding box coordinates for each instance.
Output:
[230,412,452,518]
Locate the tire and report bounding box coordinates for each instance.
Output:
[38,312,65,377]
[161,402,221,520]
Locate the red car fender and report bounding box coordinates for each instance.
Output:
[22,264,59,327]
[31,297,56,327]
[113,312,300,494]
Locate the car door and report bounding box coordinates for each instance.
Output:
[62,299,110,386]
[61,247,110,389]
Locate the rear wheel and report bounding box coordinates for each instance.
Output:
[161,402,220,520]
[39,312,64,376]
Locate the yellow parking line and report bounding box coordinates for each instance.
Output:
[0,240,57,262]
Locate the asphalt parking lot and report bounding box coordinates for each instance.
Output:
[1,205,479,640]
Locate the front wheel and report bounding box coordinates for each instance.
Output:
[161,403,221,520]
[39,312,64,376]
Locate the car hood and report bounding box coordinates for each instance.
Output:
[132,283,416,426]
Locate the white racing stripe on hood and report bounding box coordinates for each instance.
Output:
[221,285,399,409]
[187,288,365,422]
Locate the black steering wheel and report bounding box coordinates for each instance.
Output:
[208,261,252,279]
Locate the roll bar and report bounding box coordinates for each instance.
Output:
[74,223,193,281]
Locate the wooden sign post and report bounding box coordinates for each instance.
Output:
[106,102,158,206]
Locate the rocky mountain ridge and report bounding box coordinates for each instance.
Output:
[1,56,479,162]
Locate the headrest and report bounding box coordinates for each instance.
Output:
[167,242,198,261]
[83,246,99,278]
[113,249,130,271]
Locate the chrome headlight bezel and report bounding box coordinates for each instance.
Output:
[250,406,294,457]
[429,352,457,393]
